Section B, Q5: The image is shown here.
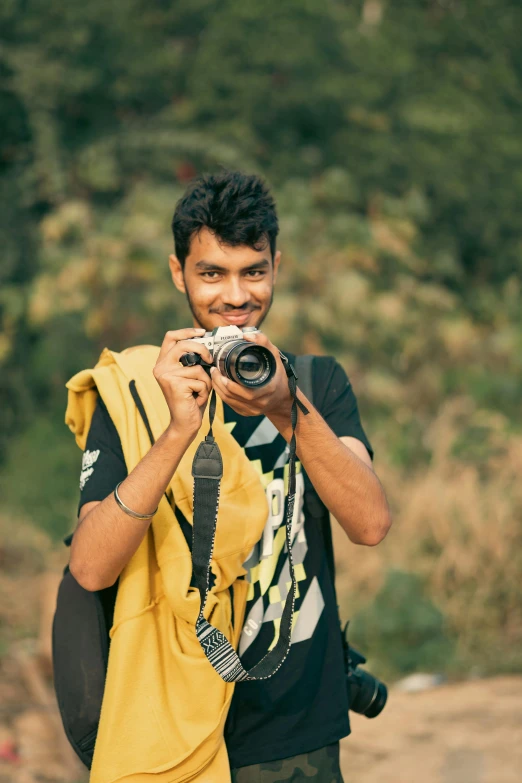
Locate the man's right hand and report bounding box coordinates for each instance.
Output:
[153,328,213,441]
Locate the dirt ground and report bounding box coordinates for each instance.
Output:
[340,676,522,783]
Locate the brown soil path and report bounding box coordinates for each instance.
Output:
[340,676,522,783]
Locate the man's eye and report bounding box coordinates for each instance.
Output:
[246,270,265,278]
[201,271,221,280]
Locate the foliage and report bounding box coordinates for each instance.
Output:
[349,569,456,679]
[0,413,81,541]
[1,0,522,674]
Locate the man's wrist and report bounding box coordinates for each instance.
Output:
[163,423,197,449]
[266,396,293,441]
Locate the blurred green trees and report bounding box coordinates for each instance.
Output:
[350,569,456,678]
[1,0,522,674]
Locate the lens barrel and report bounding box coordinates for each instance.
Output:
[216,340,275,387]
[347,669,388,718]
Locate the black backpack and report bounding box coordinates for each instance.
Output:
[52,561,118,767]
[51,356,328,769]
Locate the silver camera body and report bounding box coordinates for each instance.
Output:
[180,325,276,388]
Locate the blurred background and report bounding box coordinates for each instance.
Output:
[1,0,521,780]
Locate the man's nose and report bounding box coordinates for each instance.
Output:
[223,278,250,308]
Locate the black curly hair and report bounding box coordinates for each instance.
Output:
[171,170,279,268]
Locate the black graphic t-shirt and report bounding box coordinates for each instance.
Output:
[76,353,374,768]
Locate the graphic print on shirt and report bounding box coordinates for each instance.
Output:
[79,448,100,490]
[224,416,325,657]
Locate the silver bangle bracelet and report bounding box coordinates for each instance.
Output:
[113,481,158,520]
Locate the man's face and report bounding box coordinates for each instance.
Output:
[169,227,281,332]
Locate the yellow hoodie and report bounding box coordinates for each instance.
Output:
[65,344,269,783]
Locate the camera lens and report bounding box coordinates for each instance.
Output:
[366,681,388,718]
[348,669,388,718]
[217,341,275,387]
[236,351,264,381]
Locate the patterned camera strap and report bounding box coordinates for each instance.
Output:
[191,355,309,681]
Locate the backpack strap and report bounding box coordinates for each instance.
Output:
[295,354,314,404]
[294,355,336,583]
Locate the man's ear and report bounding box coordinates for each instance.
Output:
[273,250,281,284]
[169,254,186,294]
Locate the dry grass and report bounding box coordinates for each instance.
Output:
[333,396,522,672]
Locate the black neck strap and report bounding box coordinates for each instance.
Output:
[191,356,309,681]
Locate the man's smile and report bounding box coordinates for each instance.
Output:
[214,307,260,326]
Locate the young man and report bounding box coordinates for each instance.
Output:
[70,170,391,782]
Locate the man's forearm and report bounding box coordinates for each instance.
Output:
[267,392,391,546]
[70,427,193,591]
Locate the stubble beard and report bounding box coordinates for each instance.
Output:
[183,283,275,333]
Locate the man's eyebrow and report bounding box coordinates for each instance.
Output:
[194,259,271,272]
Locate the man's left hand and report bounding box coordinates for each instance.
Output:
[209,331,292,418]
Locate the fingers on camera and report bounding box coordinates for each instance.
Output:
[156,365,209,389]
[158,328,205,361]
[164,339,212,365]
